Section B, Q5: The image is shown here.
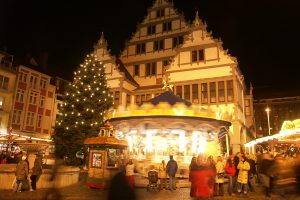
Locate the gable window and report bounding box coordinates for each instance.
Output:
[191,49,205,62]
[146,63,156,76]
[147,25,156,35]
[0,75,9,90]
[136,43,146,54]
[192,84,199,103]
[201,83,208,103]
[210,82,216,103]
[227,80,234,102]
[176,86,182,98]
[218,81,225,102]
[163,21,172,32]
[156,9,165,18]
[184,85,190,100]
[154,40,164,51]
[172,36,184,48]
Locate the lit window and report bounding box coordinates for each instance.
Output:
[184,85,190,100]
[191,49,205,62]
[146,63,156,76]
[218,81,225,102]
[210,82,216,103]
[227,80,234,102]
[192,84,199,103]
[201,83,208,103]
[176,86,182,98]
[0,75,9,90]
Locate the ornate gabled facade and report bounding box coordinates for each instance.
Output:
[94,0,255,153]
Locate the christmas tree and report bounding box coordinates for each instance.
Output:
[53,53,113,165]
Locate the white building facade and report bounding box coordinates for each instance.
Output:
[94,0,254,153]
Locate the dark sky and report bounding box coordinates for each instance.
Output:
[1,0,300,91]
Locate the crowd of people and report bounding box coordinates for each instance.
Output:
[188,151,300,199]
[108,151,300,200]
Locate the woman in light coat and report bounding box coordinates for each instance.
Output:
[215,156,225,196]
[158,160,167,189]
[237,155,250,194]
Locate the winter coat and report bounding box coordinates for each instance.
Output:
[190,165,216,198]
[15,160,29,181]
[237,161,250,184]
[32,157,43,176]
[215,161,225,183]
[225,161,236,177]
[166,159,178,177]
[158,163,167,178]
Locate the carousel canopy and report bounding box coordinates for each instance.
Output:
[145,91,192,107]
[84,137,128,146]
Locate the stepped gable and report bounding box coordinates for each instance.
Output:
[145,90,192,106]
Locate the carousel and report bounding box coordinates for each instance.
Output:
[245,119,300,155]
[107,90,232,178]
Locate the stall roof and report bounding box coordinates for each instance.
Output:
[145,91,192,107]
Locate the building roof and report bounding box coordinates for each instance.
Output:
[145,90,192,106]
[115,58,139,87]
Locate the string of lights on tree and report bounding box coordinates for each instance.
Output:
[53,53,113,164]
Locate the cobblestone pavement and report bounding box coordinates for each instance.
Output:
[0,181,299,200]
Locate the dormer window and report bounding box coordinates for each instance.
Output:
[136,43,146,54]
[147,25,156,35]
[163,21,172,32]
[191,49,205,62]
[154,40,164,51]
[156,9,165,18]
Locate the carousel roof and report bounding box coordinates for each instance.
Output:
[84,137,128,146]
[145,91,192,107]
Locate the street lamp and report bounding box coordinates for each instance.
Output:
[265,107,271,135]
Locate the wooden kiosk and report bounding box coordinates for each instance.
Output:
[84,122,128,189]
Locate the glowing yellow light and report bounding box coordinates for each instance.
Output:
[198,136,206,154]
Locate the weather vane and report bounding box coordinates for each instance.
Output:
[162,80,173,92]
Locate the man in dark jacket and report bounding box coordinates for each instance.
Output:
[166,155,178,191]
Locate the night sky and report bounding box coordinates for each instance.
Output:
[1,0,300,92]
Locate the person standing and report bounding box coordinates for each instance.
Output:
[215,156,225,196]
[166,155,178,191]
[125,159,135,189]
[14,155,29,192]
[237,155,250,195]
[225,155,236,196]
[158,160,167,190]
[30,154,43,191]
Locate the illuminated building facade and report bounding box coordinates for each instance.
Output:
[0,51,16,135]
[9,65,56,139]
[94,0,255,154]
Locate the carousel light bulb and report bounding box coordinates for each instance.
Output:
[66,127,69,130]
